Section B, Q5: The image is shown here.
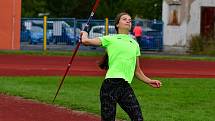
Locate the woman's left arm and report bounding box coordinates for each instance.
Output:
[135,57,162,88]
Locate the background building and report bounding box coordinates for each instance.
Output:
[0,0,21,50]
[162,0,215,53]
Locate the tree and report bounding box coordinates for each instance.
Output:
[134,0,162,20]
[22,0,48,17]
[21,0,162,20]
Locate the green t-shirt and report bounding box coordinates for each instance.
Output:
[99,34,141,83]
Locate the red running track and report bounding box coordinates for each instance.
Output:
[0,94,100,121]
[0,54,215,78]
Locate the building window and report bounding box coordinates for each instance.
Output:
[168,0,181,26]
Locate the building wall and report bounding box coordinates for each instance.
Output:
[187,0,215,39]
[0,0,21,50]
[162,0,189,47]
[163,0,215,49]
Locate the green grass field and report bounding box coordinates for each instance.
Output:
[0,76,215,121]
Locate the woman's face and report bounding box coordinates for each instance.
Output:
[116,14,132,31]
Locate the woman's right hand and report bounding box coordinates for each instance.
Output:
[80,31,88,43]
[80,31,101,46]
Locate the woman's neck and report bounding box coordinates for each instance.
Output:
[118,29,129,34]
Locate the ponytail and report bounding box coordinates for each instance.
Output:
[98,52,108,70]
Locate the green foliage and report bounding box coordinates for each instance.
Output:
[45,0,94,18]
[203,35,215,56]
[22,0,48,17]
[189,34,215,56]
[134,0,162,19]
[189,35,204,54]
[21,0,162,19]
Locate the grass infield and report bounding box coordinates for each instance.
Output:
[0,76,215,121]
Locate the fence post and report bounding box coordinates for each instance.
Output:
[43,15,47,51]
[105,17,108,35]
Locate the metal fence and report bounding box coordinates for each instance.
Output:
[136,19,163,51]
[20,18,163,51]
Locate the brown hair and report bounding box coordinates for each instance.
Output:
[98,12,130,70]
[114,12,130,34]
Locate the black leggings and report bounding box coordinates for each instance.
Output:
[100,78,143,121]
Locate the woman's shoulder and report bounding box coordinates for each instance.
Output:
[101,35,114,39]
[102,34,135,40]
[102,34,119,39]
[129,35,140,46]
[129,34,136,40]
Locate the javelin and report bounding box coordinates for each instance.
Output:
[52,0,100,103]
